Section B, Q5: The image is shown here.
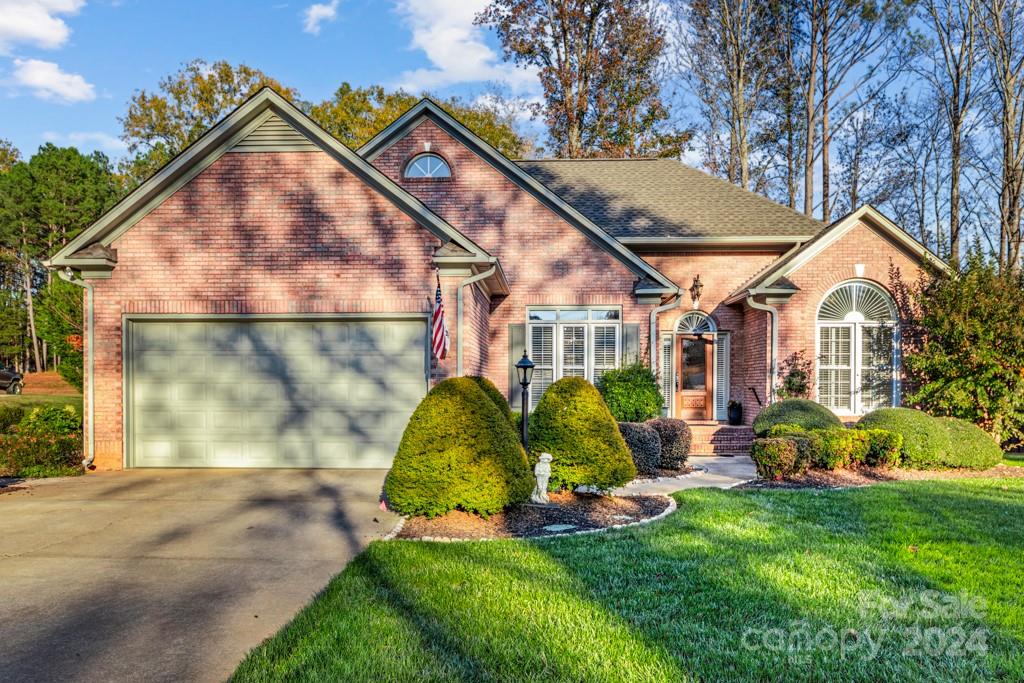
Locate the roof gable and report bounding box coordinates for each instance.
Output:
[49,89,491,273]
[358,99,678,293]
[725,205,949,302]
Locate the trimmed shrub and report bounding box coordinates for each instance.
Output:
[385,377,533,518]
[815,428,871,470]
[0,405,25,433]
[864,429,903,468]
[467,376,513,424]
[787,432,822,474]
[751,438,798,479]
[511,410,523,436]
[596,363,663,422]
[618,422,662,475]
[646,418,692,469]
[529,377,636,490]
[937,418,1003,470]
[18,404,81,436]
[753,398,843,437]
[766,423,809,437]
[0,432,82,477]
[857,408,951,469]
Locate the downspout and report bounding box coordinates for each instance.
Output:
[58,267,95,468]
[649,288,683,413]
[456,260,497,376]
[746,291,778,405]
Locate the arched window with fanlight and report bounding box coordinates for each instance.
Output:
[404,153,451,179]
[816,280,899,414]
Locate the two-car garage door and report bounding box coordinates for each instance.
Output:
[126,317,427,468]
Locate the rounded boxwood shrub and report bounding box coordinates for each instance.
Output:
[596,363,663,422]
[751,438,798,479]
[857,408,951,469]
[385,377,533,518]
[467,375,513,424]
[645,418,692,469]
[618,422,662,475]
[814,428,870,469]
[864,429,903,468]
[529,376,636,490]
[937,417,1003,470]
[753,398,843,437]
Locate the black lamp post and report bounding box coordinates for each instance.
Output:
[515,350,535,449]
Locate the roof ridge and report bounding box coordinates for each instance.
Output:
[516,157,666,162]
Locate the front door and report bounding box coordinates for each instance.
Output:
[675,335,714,420]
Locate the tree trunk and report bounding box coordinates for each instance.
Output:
[949,118,962,268]
[820,0,832,222]
[22,257,41,373]
[803,3,820,217]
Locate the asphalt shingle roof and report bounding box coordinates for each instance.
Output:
[516,158,823,240]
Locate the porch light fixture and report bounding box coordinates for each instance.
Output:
[515,350,535,449]
[689,275,704,310]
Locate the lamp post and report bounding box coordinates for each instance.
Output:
[515,350,535,449]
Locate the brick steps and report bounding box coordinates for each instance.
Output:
[688,422,755,456]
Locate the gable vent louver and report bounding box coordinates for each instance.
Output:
[230,113,318,152]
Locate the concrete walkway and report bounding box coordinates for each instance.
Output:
[614,455,757,496]
[0,469,398,683]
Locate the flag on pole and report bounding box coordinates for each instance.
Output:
[431,272,450,360]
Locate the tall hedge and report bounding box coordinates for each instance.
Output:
[753,398,843,437]
[385,377,532,518]
[529,376,636,490]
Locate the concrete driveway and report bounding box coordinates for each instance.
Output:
[0,469,398,682]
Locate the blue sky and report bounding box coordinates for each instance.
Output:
[0,0,540,161]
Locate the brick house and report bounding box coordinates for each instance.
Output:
[47,89,944,470]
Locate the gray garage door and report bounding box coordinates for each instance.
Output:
[127,318,427,468]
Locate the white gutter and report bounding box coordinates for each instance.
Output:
[745,292,779,405]
[456,261,498,376]
[649,289,683,407]
[58,268,95,468]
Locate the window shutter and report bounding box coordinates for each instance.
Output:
[508,323,525,408]
[529,324,555,409]
[661,335,673,415]
[622,323,639,365]
[592,325,618,384]
[715,334,730,420]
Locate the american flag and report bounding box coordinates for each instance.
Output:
[431,273,450,360]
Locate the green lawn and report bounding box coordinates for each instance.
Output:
[234,479,1024,682]
[1003,453,1024,467]
[0,394,82,414]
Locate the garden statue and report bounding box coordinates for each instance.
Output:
[531,452,553,504]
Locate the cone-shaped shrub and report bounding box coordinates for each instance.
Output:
[528,376,636,490]
[467,375,513,425]
[385,377,532,518]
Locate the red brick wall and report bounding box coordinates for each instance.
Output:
[643,250,782,414]
[373,119,656,398]
[777,220,926,405]
[88,151,443,470]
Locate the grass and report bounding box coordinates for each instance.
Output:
[234,479,1024,682]
[1003,453,1024,467]
[0,393,82,414]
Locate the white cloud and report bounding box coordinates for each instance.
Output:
[0,0,85,54]
[12,58,95,102]
[302,0,338,35]
[393,0,536,93]
[43,130,126,153]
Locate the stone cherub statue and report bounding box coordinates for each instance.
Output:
[531,452,554,504]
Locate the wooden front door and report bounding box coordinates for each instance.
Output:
[675,335,714,420]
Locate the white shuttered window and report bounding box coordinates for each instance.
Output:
[527,308,621,408]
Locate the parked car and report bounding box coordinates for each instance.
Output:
[0,367,23,394]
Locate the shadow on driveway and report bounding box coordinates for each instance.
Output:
[0,468,397,682]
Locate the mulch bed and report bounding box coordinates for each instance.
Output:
[739,463,1024,490]
[395,492,671,540]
